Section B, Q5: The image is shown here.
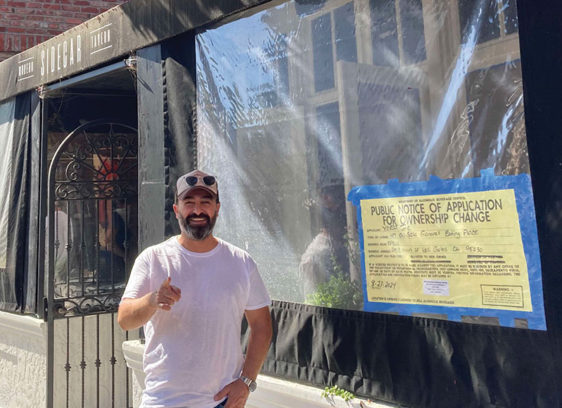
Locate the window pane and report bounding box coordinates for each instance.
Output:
[465,61,527,174]
[334,3,358,63]
[358,82,422,183]
[459,0,500,44]
[400,0,426,64]
[370,0,399,66]
[314,102,343,187]
[312,14,335,92]
[503,0,518,35]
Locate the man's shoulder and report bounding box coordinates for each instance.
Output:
[138,237,180,258]
[218,239,254,263]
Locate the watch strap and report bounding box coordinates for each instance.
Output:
[239,375,257,392]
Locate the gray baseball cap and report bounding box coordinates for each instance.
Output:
[176,169,218,199]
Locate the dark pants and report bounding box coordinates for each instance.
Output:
[214,398,228,408]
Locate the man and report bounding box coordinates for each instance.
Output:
[118,169,272,408]
[299,183,349,300]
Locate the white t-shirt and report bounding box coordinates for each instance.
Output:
[122,237,271,408]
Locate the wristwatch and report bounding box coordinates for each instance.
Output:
[239,375,257,392]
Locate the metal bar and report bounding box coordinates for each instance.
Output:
[96,200,101,294]
[124,198,129,278]
[96,315,101,408]
[53,206,60,293]
[125,329,130,408]
[66,318,71,408]
[110,199,115,291]
[46,103,57,408]
[66,200,71,299]
[41,61,129,96]
[81,200,85,296]
[111,313,116,408]
[81,316,86,408]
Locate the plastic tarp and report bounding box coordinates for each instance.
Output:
[195,0,539,323]
[193,0,561,406]
[0,93,30,312]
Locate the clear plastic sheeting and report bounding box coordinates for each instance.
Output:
[0,94,30,311]
[196,0,530,314]
[0,99,15,271]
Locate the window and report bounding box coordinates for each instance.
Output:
[311,2,358,92]
[458,0,518,45]
[370,0,426,67]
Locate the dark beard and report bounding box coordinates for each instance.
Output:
[178,213,217,241]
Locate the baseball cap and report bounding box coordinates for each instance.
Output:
[176,169,218,199]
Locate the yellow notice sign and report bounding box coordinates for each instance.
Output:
[360,190,531,311]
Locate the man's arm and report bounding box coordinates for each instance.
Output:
[214,306,272,408]
[117,277,181,331]
[240,306,273,381]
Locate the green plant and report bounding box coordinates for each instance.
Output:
[322,385,355,402]
[306,272,363,310]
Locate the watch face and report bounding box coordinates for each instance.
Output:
[249,381,257,392]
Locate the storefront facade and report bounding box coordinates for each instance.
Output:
[0,0,560,407]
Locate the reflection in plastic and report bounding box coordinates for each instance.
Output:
[195,0,529,321]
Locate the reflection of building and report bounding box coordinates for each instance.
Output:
[198,0,528,292]
[0,0,561,407]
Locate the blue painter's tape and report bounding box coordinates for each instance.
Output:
[347,169,546,330]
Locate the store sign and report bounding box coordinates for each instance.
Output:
[8,23,116,97]
[15,23,115,84]
[1,0,269,102]
[348,169,547,330]
[38,34,83,79]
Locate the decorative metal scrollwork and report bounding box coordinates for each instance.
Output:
[54,292,123,318]
[48,120,138,320]
[52,121,138,201]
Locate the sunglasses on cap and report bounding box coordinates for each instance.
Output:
[185,175,216,186]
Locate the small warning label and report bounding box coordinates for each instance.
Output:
[481,285,524,308]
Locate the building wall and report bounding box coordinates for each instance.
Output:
[0,311,46,408]
[0,0,127,61]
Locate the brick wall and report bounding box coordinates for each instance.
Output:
[0,0,127,61]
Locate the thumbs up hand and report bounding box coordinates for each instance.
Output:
[152,277,182,311]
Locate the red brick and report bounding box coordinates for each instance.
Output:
[62,5,81,12]
[12,7,37,15]
[81,6,100,13]
[65,17,82,24]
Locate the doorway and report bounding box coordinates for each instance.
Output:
[40,61,139,408]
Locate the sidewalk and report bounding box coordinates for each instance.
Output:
[247,375,402,408]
